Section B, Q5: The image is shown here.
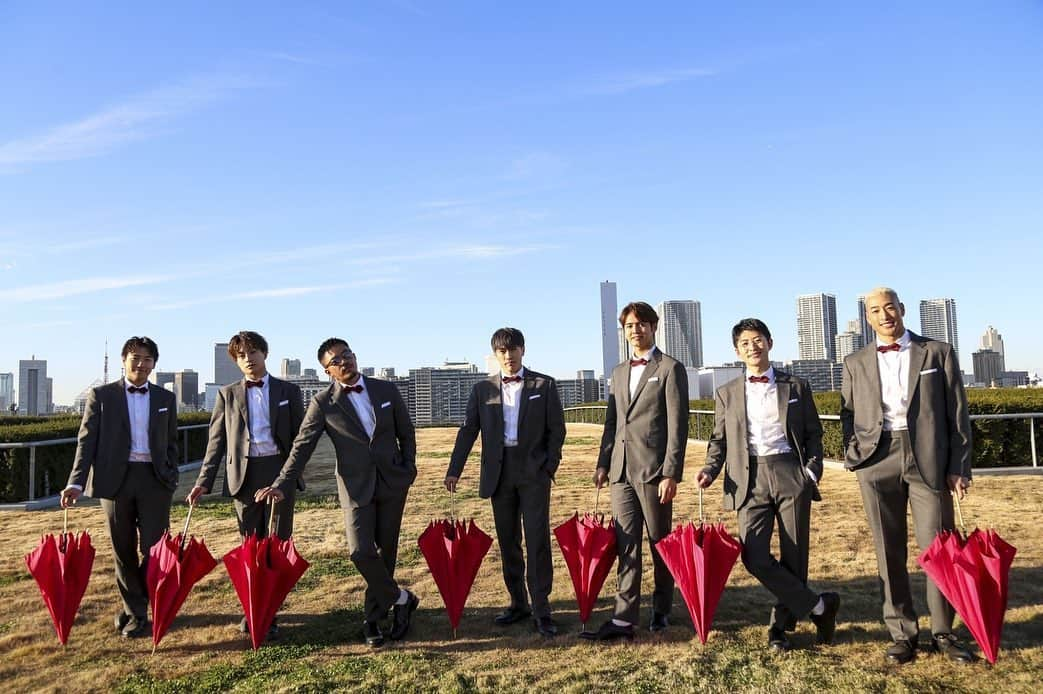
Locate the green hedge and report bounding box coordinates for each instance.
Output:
[564,389,1042,470]
[0,411,212,503]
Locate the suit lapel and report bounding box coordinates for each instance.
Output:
[732,377,749,456]
[906,335,927,402]
[517,371,534,432]
[364,379,380,435]
[332,384,367,436]
[775,373,791,435]
[627,352,659,414]
[268,377,280,430]
[489,375,505,438]
[116,380,131,435]
[235,380,249,430]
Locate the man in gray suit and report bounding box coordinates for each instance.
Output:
[256,337,418,648]
[697,318,839,651]
[444,327,566,637]
[583,301,688,641]
[841,287,974,664]
[187,331,304,637]
[61,336,178,639]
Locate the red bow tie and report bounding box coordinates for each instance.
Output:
[877,343,901,353]
[502,375,522,384]
[127,385,148,394]
[246,380,264,388]
[343,384,364,394]
[748,375,770,384]
[630,358,648,367]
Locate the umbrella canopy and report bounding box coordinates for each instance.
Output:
[24,509,96,645]
[553,512,617,627]
[656,512,742,644]
[917,498,1016,664]
[418,517,492,635]
[147,506,218,649]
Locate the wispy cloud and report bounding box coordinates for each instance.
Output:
[263,51,326,66]
[0,72,262,169]
[507,152,566,180]
[7,274,175,301]
[43,235,126,254]
[581,67,716,95]
[150,278,395,311]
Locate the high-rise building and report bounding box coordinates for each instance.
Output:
[556,370,601,408]
[972,350,1004,387]
[834,330,865,363]
[617,326,630,364]
[281,358,301,378]
[361,367,375,377]
[786,359,844,393]
[214,343,239,386]
[174,369,200,411]
[0,372,14,412]
[408,361,487,426]
[18,358,51,415]
[796,293,838,362]
[378,367,396,379]
[656,300,703,368]
[151,371,175,389]
[920,298,960,363]
[600,281,618,379]
[855,295,872,345]
[980,326,1005,363]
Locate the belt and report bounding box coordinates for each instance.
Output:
[748,452,798,464]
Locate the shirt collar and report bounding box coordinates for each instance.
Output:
[246,373,270,387]
[633,345,657,360]
[125,378,149,392]
[876,330,911,350]
[340,375,366,392]
[501,367,526,380]
[746,366,776,385]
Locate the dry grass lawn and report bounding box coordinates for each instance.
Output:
[1,423,1041,693]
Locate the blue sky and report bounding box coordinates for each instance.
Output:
[2,2,1042,404]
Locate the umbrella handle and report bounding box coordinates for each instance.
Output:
[698,486,704,524]
[63,506,69,536]
[179,503,195,556]
[450,488,456,523]
[594,485,601,517]
[268,497,278,537]
[953,490,966,535]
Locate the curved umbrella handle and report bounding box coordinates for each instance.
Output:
[953,491,966,536]
[178,503,195,556]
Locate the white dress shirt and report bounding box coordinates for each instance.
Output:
[877,330,912,432]
[744,367,792,457]
[126,381,152,462]
[628,345,657,399]
[342,376,376,440]
[246,374,279,457]
[501,368,524,447]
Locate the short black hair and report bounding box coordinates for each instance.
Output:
[619,301,658,328]
[731,318,772,347]
[316,337,349,363]
[491,327,525,351]
[228,331,269,360]
[121,336,159,361]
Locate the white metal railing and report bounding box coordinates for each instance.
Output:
[563,406,1042,469]
[0,423,209,502]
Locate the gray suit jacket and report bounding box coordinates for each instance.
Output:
[272,377,417,507]
[67,379,179,498]
[596,349,689,484]
[840,332,972,489]
[447,369,566,499]
[195,376,305,496]
[700,370,824,510]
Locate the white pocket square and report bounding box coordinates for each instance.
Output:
[920,368,939,375]
[381,401,392,408]
[529,394,541,400]
[278,399,290,407]
[788,398,799,403]
[647,376,660,383]
[157,407,169,413]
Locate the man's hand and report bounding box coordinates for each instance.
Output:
[695,471,713,489]
[444,475,459,493]
[593,468,608,489]
[60,487,81,508]
[186,485,208,506]
[254,486,286,503]
[948,474,971,500]
[658,477,677,504]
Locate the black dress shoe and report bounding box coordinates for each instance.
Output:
[363,620,385,647]
[810,592,840,645]
[535,616,558,637]
[929,633,976,663]
[579,620,634,642]
[768,627,792,652]
[886,639,917,664]
[389,591,420,641]
[649,613,669,633]
[494,605,533,626]
[114,611,130,634]
[121,615,150,639]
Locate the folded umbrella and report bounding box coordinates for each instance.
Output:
[223,500,310,649]
[24,508,96,645]
[655,488,742,644]
[147,503,219,651]
[554,486,617,629]
[917,494,1016,664]
[417,490,493,637]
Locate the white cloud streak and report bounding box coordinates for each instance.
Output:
[7,275,175,301]
[150,278,395,311]
[582,67,716,95]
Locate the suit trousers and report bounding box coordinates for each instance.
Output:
[339,474,409,623]
[99,463,174,619]
[856,431,956,642]
[235,454,296,540]
[490,446,553,618]
[611,474,673,624]
[737,453,818,631]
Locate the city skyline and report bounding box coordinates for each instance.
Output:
[3,3,1042,403]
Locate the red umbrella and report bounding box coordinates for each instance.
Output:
[917,496,1017,664]
[655,489,742,644]
[418,492,493,637]
[554,488,617,629]
[24,509,96,645]
[222,501,310,649]
[147,504,218,651]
